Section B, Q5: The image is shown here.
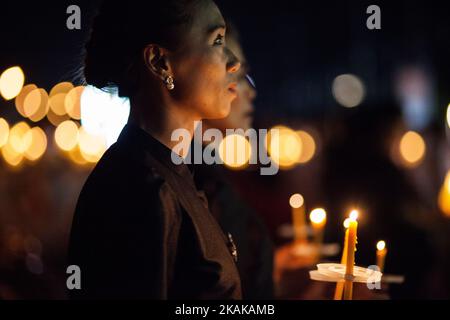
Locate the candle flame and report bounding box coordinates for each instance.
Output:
[289,193,304,208]
[310,208,326,224]
[343,218,350,229]
[349,210,359,221]
[377,240,386,251]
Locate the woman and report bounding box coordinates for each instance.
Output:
[195,24,275,299]
[68,0,241,299]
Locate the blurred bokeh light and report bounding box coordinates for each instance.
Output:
[332,74,365,108]
[399,131,426,167]
[267,125,302,170]
[15,84,38,118]
[446,103,450,128]
[0,117,10,147]
[0,66,25,100]
[218,133,252,169]
[438,171,450,217]
[296,130,316,164]
[54,120,79,152]
[78,126,107,163]
[289,193,304,209]
[65,86,83,120]
[310,208,326,224]
[23,126,47,161]
[80,85,130,147]
[24,88,49,122]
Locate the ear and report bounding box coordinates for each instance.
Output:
[143,44,172,80]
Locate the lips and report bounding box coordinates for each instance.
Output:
[228,82,238,95]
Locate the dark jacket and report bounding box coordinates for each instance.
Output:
[68,124,242,299]
[194,159,274,299]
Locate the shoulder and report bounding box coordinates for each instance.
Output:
[83,139,162,193]
[73,139,179,224]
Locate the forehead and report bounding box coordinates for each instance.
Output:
[187,1,225,38]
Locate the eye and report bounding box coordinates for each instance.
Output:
[213,34,224,46]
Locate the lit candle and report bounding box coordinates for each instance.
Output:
[343,210,358,300]
[290,193,307,243]
[309,208,327,246]
[376,240,387,273]
[334,218,350,300]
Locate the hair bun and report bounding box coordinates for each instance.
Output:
[83,0,200,97]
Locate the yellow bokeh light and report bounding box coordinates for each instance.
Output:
[0,118,9,147]
[438,171,450,217]
[65,86,84,120]
[399,131,426,167]
[1,141,24,167]
[218,133,252,169]
[49,93,68,116]
[15,84,38,117]
[267,125,302,169]
[79,149,104,163]
[24,127,47,161]
[54,120,79,151]
[24,89,43,117]
[49,82,74,97]
[446,103,450,128]
[289,193,304,208]
[1,122,29,167]
[9,122,31,154]
[0,66,25,100]
[296,130,316,164]
[78,126,107,163]
[67,146,89,166]
[24,88,49,122]
[310,208,327,224]
[47,108,70,127]
[376,240,386,251]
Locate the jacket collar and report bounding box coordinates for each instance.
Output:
[117,123,192,179]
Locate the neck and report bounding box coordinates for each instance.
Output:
[128,89,198,157]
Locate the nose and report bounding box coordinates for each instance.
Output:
[225,47,241,74]
[247,85,257,101]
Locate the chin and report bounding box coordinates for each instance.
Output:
[213,104,231,120]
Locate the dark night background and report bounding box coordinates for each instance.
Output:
[1,0,450,299]
[2,1,449,119]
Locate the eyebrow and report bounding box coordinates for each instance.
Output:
[206,23,226,35]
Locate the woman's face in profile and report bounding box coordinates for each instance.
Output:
[169,0,241,120]
[205,36,256,132]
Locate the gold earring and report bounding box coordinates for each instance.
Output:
[164,76,175,90]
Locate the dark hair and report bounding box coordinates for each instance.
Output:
[84,0,205,97]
